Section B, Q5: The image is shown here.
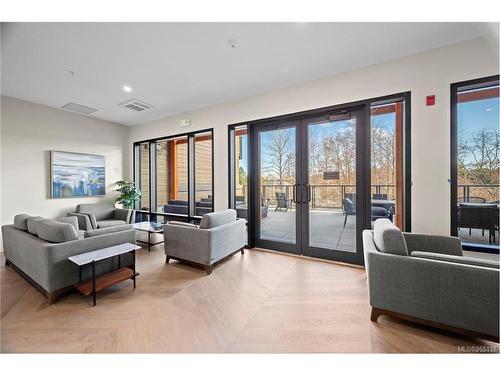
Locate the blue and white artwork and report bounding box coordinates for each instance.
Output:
[51,151,105,198]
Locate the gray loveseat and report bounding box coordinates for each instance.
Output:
[163,209,245,274]
[2,214,136,303]
[363,219,499,342]
[69,203,134,231]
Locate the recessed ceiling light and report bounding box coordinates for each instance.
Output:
[227,39,239,48]
[122,85,133,93]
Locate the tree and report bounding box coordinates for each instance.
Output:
[263,129,295,185]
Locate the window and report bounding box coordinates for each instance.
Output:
[451,76,499,250]
[229,125,248,244]
[133,129,214,223]
[370,97,409,230]
[194,132,213,216]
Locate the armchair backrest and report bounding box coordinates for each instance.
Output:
[77,203,115,220]
[199,209,237,229]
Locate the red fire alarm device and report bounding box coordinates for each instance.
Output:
[426,95,435,106]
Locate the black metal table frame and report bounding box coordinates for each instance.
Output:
[77,249,137,306]
[135,229,164,251]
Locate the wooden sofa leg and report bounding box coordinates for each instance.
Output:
[240,248,245,255]
[4,259,10,266]
[165,256,170,264]
[47,292,58,305]
[206,265,213,275]
[370,307,382,322]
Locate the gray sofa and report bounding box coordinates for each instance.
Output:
[163,209,245,274]
[69,203,134,231]
[363,219,499,342]
[2,214,136,303]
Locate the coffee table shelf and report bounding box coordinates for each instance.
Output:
[74,267,136,296]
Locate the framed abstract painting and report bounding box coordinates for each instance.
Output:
[50,151,105,198]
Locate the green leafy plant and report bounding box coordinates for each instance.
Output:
[115,180,142,209]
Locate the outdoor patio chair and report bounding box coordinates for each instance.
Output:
[275,192,292,212]
[458,203,498,244]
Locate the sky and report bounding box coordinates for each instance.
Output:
[457,96,500,142]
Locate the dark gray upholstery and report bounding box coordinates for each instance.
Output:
[67,212,93,232]
[96,220,127,228]
[27,216,47,235]
[56,216,79,231]
[14,214,32,231]
[403,232,463,256]
[363,225,499,338]
[73,203,134,230]
[373,219,408,256]
[85,224,133,238]
[411,251,499,269]
[37,220,79,243]
[2,223,136,293]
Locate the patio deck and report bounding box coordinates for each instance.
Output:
[260,207,499,251]
[261,207,356,253]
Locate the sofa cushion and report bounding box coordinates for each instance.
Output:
[411,251,499,269]
[27,216,47,235]
[77,203,115,221]
[85,224,132,238]
[199,209,236,229]
[97,219,127,228]
[36,219,78,243]
[373,218,408,256]
[14,214,32,231]
[56,216,79,231]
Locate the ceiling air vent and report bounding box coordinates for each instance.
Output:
[118,99,153,112]
[61,102,98,115]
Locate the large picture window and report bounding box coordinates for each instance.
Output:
[133,129,214,223]
[451,76,499,251]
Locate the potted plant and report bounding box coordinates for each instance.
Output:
[115,180,142,209]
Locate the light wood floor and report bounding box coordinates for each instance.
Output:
[0,246,497,353]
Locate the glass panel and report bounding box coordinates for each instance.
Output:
[259,126,296,244]
[138,142,150,213]
[194,132,213,216]
[232,125,249,244]
[456,83,499,247]
[370,102,402,229]
[155,136,189,215]
[308,118,356,252]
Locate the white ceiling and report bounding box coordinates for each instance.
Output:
[1,23,495,126]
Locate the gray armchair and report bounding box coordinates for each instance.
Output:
[363,219,499,342]
[69,203,134,231]
[163,209,245,275]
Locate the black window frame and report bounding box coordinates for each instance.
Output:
[228,92,411,252]
[133,127,214,224]
[450,75,500,254]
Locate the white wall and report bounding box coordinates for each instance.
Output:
[1,96,130,247]
[129,36,499,236]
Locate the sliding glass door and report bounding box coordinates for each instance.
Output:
[231,93,410,265]
[254,121,301,254]
[301,109,366,263]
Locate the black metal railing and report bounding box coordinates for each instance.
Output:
[234,184,499,209]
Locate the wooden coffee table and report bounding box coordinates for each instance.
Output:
[69,243,140,306]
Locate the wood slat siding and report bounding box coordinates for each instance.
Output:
[140,144,150,209]
[195,136,213,201]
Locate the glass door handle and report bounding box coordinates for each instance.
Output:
[303,184,312,203]
[292,184,300,204]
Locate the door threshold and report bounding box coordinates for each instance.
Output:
[251,247,365,269]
